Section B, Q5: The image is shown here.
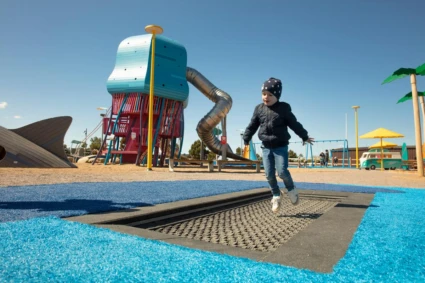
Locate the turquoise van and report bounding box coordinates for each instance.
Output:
[360,150,402,170]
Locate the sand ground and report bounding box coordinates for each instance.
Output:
[0,163,424,188]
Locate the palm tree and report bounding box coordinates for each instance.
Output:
[396,91,425,140]
[382,63,425,176]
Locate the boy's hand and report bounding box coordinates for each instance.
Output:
[303,137,314,145]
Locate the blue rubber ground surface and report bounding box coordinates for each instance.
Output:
[0,185,423,282]
[0,180,401,222]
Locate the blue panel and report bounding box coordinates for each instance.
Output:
[106,34,189,102]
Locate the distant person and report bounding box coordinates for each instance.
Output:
[333,156,338,167]
[243,77,314,213]
[319,151,325,166]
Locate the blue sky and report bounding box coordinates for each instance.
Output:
[1,0,424,156]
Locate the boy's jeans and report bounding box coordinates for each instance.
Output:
[262,146,295,197]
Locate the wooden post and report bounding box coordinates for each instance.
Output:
[200,140,204,167]
[221,117,227,161]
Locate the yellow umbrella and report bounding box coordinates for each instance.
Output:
[360,128,404,171]
[368,140,398,149]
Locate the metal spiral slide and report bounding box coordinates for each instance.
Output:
[186,67,249,161]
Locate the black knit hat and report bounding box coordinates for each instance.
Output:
[261,77,282,100]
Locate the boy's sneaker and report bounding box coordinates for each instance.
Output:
[287,188,299,205]
[271,196,281,213]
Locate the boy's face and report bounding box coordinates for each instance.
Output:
[262,91,278,106]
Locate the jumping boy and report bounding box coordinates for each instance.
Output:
[243,78,314,213]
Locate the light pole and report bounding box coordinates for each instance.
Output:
[97,107,108,153]
[145,24,163,171]
[352,106,360,168]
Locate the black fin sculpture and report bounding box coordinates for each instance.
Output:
[0,116,77,168]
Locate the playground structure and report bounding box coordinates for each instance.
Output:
[91,32,249,167]
[0,116,76,168]
[359,128,404,171]
[243,140,259,160]
[289,139,350,168]
[68,107,111,162]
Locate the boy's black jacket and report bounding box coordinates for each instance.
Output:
[243,102,309,149]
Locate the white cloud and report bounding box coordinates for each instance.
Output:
[0,102,7,109]
[13,115,22,119]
